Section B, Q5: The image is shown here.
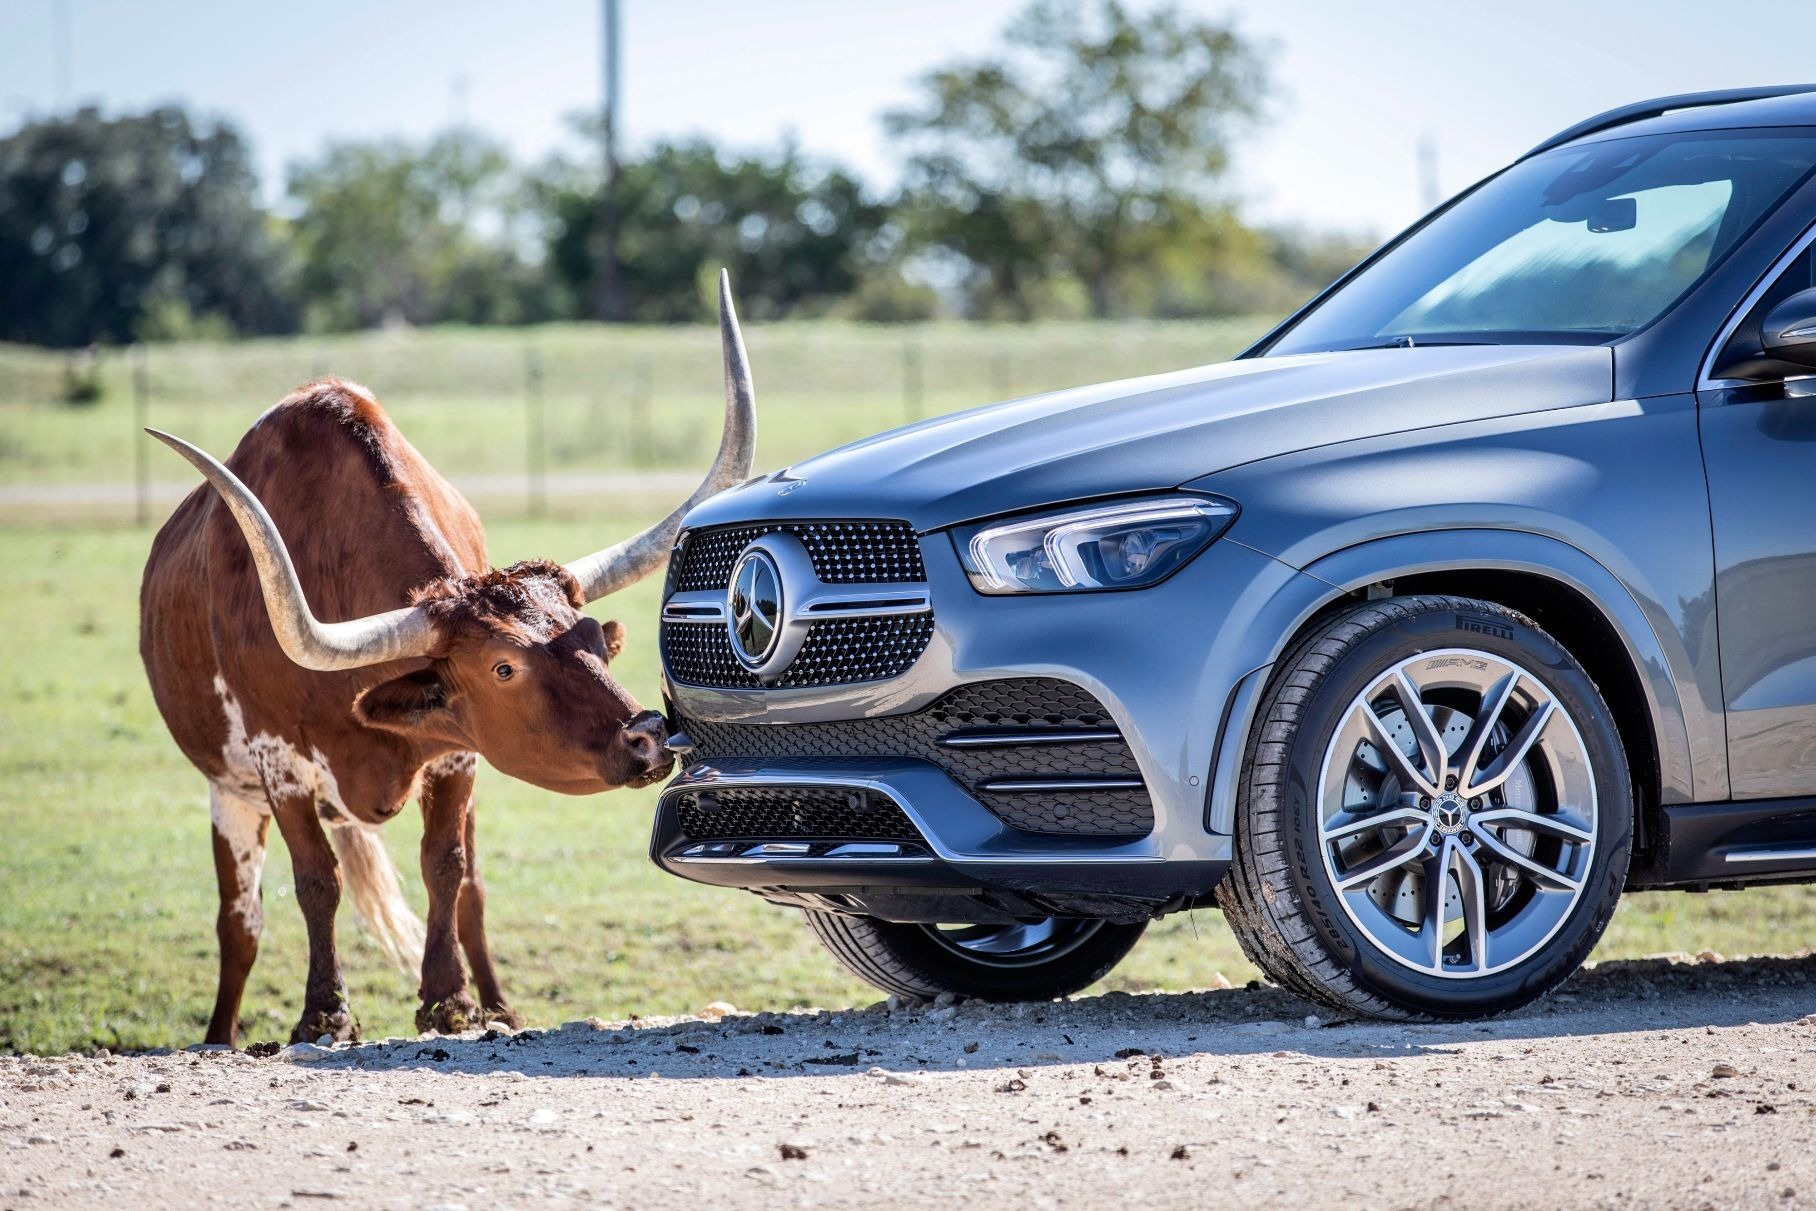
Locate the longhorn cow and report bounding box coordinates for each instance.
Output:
[139,274,755,1045]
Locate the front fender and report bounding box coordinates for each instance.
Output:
[1203,528,1702,837]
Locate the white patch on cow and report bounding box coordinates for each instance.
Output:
[212,676,349,820]
[213,677,426,972]
[209,783,269,935]
[426,751,477,781]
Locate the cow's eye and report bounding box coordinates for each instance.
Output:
[493,662,515,682]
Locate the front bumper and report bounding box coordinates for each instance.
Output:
[653,526,1321,921]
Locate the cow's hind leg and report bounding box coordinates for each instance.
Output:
[270,795,360,1044]
[205,785,270,1047]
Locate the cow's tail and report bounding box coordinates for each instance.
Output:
[330,824,425,974]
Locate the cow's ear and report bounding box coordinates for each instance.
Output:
[354,669,452,732]
[601,619,626,661]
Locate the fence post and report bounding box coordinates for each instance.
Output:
[525,346,546,517]
[631,356,653,467]
[993,349,1012,400]
[903,338,923,424]
[132,344,150,527]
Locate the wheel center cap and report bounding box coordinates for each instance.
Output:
[1433,793,1467,835]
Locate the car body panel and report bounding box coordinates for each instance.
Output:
[1701,379,1816,798]
[1188,393,1723,802]
[684,344,1613,533]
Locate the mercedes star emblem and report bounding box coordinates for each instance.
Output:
[728,549,783,667]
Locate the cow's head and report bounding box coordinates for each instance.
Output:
[150,271,756,796]
[350,560,669,792]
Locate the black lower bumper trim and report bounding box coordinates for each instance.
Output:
[653,816,1222,922]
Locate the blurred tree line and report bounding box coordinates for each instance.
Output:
[0,1,1372,348]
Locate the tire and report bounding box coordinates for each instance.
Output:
[803,911,1147,1002]
[1217,594,1631,1020]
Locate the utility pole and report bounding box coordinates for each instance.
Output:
[52,0,72,108]
[592,0,628,322]
[1417,134,1440,213]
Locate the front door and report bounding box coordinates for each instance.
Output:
[1699,240,1816,798]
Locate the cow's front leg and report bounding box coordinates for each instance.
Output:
[455,791,520,1027]
[415,767,480,1034]
[270,797,359,1043]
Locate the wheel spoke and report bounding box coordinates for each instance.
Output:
[1334,828,1432,889]
[1451,841,1490,973]
[1473,826,1581,892]
[1454,671,1519,793]
[1322,805,1432,843]
[1463,699,1555,799]
[1392,669,1451,791]
[1471,806,1594,843]
[1360,697,1439,798]
[1419,846,1448,972]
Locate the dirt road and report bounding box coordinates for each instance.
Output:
[4,952,1813,1210]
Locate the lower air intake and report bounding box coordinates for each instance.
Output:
[676,786,924,843]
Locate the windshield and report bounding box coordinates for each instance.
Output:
[1265,129,1816,355]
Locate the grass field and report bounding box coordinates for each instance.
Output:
[3,511,1812,1056]
[1,319,1811,1053]
[0,318,1271,503]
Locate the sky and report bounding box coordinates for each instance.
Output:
[3,0,1813,239]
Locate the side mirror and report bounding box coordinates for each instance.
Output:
[1761,287,1816,370]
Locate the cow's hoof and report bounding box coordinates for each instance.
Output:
[481,1004,525,1030]
[416,992,483,1035]
[291,1003,359,1045]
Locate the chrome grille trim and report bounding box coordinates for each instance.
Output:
[938,728,1124,748]
[977,777,1147,793]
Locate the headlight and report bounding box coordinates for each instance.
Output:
[955,496,1237,594]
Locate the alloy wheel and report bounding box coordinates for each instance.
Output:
[1315,648,1598,978]
[917,919,1107,969]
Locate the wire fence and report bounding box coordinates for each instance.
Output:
[0,318,1274,523]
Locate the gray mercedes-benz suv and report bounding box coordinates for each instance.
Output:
[652,86,1816,1019]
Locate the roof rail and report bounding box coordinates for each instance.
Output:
[1523,84,1816,158]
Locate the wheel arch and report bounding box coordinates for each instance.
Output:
[1207,530,1696,877]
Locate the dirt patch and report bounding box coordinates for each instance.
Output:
[3,952,1813,1209]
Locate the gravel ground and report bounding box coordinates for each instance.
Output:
[4,952,1813,1211]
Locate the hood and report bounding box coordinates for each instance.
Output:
[685,344,1615,533]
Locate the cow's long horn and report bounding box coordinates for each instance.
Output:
[147,429,441,672]
[565,268,758,603]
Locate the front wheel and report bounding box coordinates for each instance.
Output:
[1218,594,1631,1020]
[804,911,1147,1002]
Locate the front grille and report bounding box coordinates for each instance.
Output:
[778,615,937,688]
[662,518,934,689]
[676,679,1154,839]
[673,521,925,592]
[663,624,760,689]
[661,614,935,690]
[675,786,923,842]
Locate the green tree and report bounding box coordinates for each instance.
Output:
[287,130,554,331]
[0,105,293,347]
[540,136,887,322]
[885,0,1269,318]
